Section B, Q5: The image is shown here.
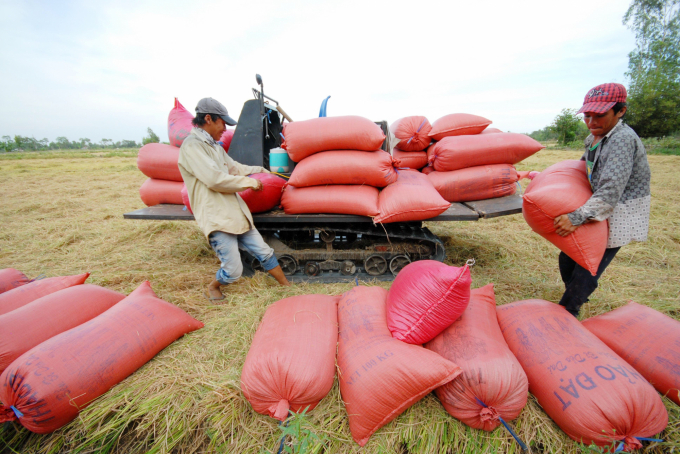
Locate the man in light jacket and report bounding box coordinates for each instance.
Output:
[178,98,289,301]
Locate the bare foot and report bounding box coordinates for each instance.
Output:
[206,280,225,300]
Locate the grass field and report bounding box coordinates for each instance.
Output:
[0,148,678,454]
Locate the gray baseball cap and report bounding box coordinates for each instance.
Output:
[195,97,238,126]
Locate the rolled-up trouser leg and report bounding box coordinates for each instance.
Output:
[237,228,279,271]
[208,231,244,285]
[558,247,621,317]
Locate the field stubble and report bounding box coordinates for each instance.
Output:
[0,149,678,453]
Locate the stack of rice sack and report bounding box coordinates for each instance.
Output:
[373,168,451,223]
[241,260,672,449]
[137,143,185,206]
[0,269,203,434]
[241,260,531,448]
[386,261,529,438]
[136,98,234,207]
[390,116,432,170]
[425,114,544,203]
[281,116,392,217]
[281,116,451,223]
[371,115,451,223]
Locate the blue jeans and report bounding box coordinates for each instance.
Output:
[208,229,279,285]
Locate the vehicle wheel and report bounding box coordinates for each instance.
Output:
[389,255,411,275]
[252,259,264,273]
[319,230,336,243]
[278,255,298,275]
[364,255,387,276]
[418,241,434,257]
[304,261,321,277]
[340,260,356,275]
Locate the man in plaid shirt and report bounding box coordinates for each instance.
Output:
[553,83,651,317]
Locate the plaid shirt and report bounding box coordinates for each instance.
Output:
[567,122,651,248]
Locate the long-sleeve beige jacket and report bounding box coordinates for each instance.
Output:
[178,128,268,237]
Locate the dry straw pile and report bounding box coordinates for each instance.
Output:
[0,148,678,453]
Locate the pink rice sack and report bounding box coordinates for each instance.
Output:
[390,116,432,151]
[386,260,472,344]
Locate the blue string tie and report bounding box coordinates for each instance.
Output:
[355,276,359,286]
[280,133,285,140]
[10,405,23,418]
[407,119,428,144]
[474,397,527,451]
[615,437,664,452]
[277,418,288,454]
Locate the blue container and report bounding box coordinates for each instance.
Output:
[269,148,290,172]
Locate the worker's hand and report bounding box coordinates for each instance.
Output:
[251,179,264,191]
[554,215,579,237]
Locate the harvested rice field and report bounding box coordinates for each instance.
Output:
[0,148,679,454]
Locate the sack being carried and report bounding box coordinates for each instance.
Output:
[238,173,287,213]
[522,160,608,276]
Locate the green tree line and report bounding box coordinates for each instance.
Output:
[0,128,161,152]
[531,0,679,145]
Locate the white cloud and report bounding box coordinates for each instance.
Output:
[0,0,634,142]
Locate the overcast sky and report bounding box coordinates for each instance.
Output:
[0,0,635,143]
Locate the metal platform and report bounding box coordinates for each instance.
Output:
[122,194,522,222]
[123,195,523,283]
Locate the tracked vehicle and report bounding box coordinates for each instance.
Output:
[124,75,522,282]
